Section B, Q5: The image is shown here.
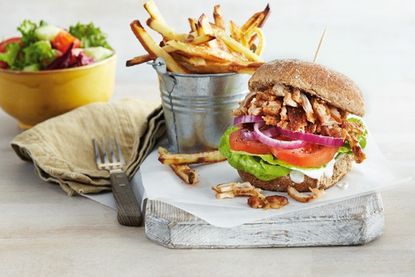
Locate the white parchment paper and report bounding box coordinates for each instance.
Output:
[139,133,411,227]
[85,133,411,228]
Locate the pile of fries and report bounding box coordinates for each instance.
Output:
[127,0,270,74]
[158,147,226,185]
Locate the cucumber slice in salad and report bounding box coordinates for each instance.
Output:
[83,47,113,62]
[35,25,61,41]
[23,64,40,72]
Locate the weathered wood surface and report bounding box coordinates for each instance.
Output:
[145,192,384,248]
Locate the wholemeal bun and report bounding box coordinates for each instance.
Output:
[238,154,353,192]
[248,59,365,116]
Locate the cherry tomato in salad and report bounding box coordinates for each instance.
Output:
[0,37,21,69]
[52,31,80,53]
[270,144,339,168]
[0,37,21,52]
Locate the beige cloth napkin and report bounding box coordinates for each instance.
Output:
[11,98,165,196]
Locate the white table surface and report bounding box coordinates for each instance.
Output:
[1,81,415,277]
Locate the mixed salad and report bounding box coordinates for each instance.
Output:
[0,20,113,71]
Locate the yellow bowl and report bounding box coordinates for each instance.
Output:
[0,54,116,129]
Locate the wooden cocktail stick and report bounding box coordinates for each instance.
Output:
[313,27,327,63]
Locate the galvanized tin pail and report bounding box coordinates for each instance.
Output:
[151,58,249,153]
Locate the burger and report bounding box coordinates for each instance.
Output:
[219,59,367,193]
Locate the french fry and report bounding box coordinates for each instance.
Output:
[213,182,289,209]
[143,0,167,24]
[158,149,226,165]
[253,27,264,56]
[128,2,271,74]
[146,18,188,41]
[158,147,199,185]
[228,21,248,47]
[248,195,289,209]
[130,20,187,73]
[213,5,225,30]
[229,20,242,42]
[248,33,258,48]
[244,27,265,56]
[241,4,270,32]
[215,32,263,62]
[186,34,215,45]
[198,14,228,51]
[126,54,154,67]
[197,14,211,36]
[172,54,207,67]
[166,40,241,63]
[287,186,325,203]
[175,54,263,74]
[126,36,215,67]
[212,182,262,199]
[188,18,198,33]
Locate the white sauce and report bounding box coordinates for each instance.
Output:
[289,155,339,180]
[289,170,305,183]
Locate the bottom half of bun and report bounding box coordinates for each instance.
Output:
[238,154,353,192]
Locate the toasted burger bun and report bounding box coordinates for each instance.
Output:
[238,154,353,192]
[248,59,365,116]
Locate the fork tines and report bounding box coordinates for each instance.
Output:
[92,138,125,171]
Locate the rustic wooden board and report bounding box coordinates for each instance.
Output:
[144,192,384,248]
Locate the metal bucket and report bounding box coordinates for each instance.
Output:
[151,58,249,153]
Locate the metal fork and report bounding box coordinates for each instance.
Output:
[92,138,142,226]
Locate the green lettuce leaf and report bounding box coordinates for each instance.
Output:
[219,127,290,181]
[17,20,47,45]
[0,43,21,68]
[219,118,368,181]
[69,22,112,49]
[22,40,57,69]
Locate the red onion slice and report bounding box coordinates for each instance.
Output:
[253,123,306,149]
[266,126,344,147]
[234,115,263,125]
[240,129,256,141]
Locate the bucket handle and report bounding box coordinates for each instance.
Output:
[148,58,180,152]
[149,57,177,92]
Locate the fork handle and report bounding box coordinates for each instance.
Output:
[110,172,142,227]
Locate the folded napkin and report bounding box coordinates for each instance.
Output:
[11,99,165,196]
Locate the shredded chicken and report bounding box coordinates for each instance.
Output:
[299,92,315,123]
[286,107,307,132]
[256,91,276,102]
[292,88,302,103]
[283,92,298,107]
[343,120,366,163]
[263,115,279,126]
[311,98,339,126]
[232,84,366,163]
[329,107,342,123]
[271,84,287,97]
[247,103,262,115]
[234,91,257,116]
[280,106,288,121]
[262,100,282,116]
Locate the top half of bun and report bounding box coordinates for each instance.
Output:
[248,59,365,116]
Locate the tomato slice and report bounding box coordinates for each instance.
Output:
[52,31,81,53]
[229,129,271,154]
[270,144,339,168]
[0,37,21,69]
